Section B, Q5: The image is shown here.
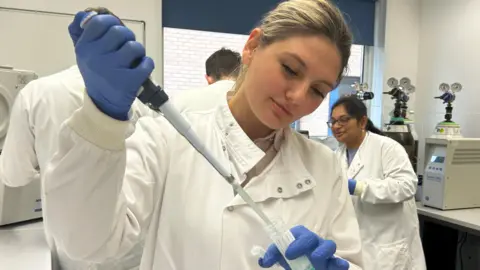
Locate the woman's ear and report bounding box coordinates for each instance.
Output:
[242,28,262,66]
[360,116,368,130]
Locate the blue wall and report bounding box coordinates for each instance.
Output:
[163,0,376,46]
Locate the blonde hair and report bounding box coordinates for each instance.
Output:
[234,0,352,91]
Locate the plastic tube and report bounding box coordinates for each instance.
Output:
[264,218,315,270]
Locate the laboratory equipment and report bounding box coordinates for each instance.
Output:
[422,137,480,210]
[382,77,419,172]
[0,66,42,225]
[81,10,312,270]
[431,83,463,138]
[383,77,416,124]
[350,82,374,101]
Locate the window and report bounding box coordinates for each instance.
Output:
[163,27,248,96]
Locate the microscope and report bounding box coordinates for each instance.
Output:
[350,82,374,101]
[382,77,419,173]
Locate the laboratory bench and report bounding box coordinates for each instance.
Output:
[0,219,51,270]
[417,202,480,269]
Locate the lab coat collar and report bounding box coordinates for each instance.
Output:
[340,132,371,179]
[213,79,236,88]
[67,65,79,72]
[61,66,85,93]
[253,129,283,152]
[214,104,274,174]
[227,129,317,207]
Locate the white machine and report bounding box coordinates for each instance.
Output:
[0,66,42,225]
[422,138,480,210]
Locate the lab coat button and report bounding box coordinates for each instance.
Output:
[305,179,311,185]
[227,206,234,211]
[296,183,303,189]
[277,187,283,193]
[222,145,226,151]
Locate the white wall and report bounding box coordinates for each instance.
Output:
[0,0,163,83]
[415,0,480,174]
[381,0,421,126]
[163,28,248,95]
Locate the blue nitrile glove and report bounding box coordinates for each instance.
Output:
[68,11,88,45]
[70,12,154,120]
[348,179,356,195]
[259,225,349,270]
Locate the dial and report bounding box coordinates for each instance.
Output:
[439,83,450,92]
[406,85,416,94]
[387,77,399,88]
[400,77,411,87]
[451,82,462,92]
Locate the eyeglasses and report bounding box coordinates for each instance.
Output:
[326,116,352,128]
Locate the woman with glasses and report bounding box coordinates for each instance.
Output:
[328,95,426,270]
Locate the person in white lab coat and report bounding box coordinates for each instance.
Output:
[0,65,156,270]
[43,1,364,269]
[171,48,240,112]
[0,8,159,270]
[329,96,426,270]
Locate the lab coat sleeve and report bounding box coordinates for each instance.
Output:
[357,141,417,204]
[326,157,364,269]
[43,93,168,262]
[0,90,40,187]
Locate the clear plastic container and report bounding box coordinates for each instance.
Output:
[263,218,315,270]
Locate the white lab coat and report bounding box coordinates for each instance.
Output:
[171,80,235,112]
[336,132,426,270]
[43,93,364,270]
[0,65,157,270]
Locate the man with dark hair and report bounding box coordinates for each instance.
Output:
[205,47,241,84]
[172,48,241,112]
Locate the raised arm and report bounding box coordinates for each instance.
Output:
[43,11,162,262]
[43,94,169,262]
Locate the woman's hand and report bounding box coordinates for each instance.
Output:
[259,225,350,270]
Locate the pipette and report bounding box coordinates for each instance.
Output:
[81,11,314,270]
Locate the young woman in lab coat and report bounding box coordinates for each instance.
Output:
[329,96,426,270]
[43,1,364,269]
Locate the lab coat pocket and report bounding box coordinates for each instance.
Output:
[377,238,412,270]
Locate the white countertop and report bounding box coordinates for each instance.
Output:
[0,220,51,270]
[417,202,480,232]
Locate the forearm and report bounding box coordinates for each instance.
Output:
[355,177,417,204]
